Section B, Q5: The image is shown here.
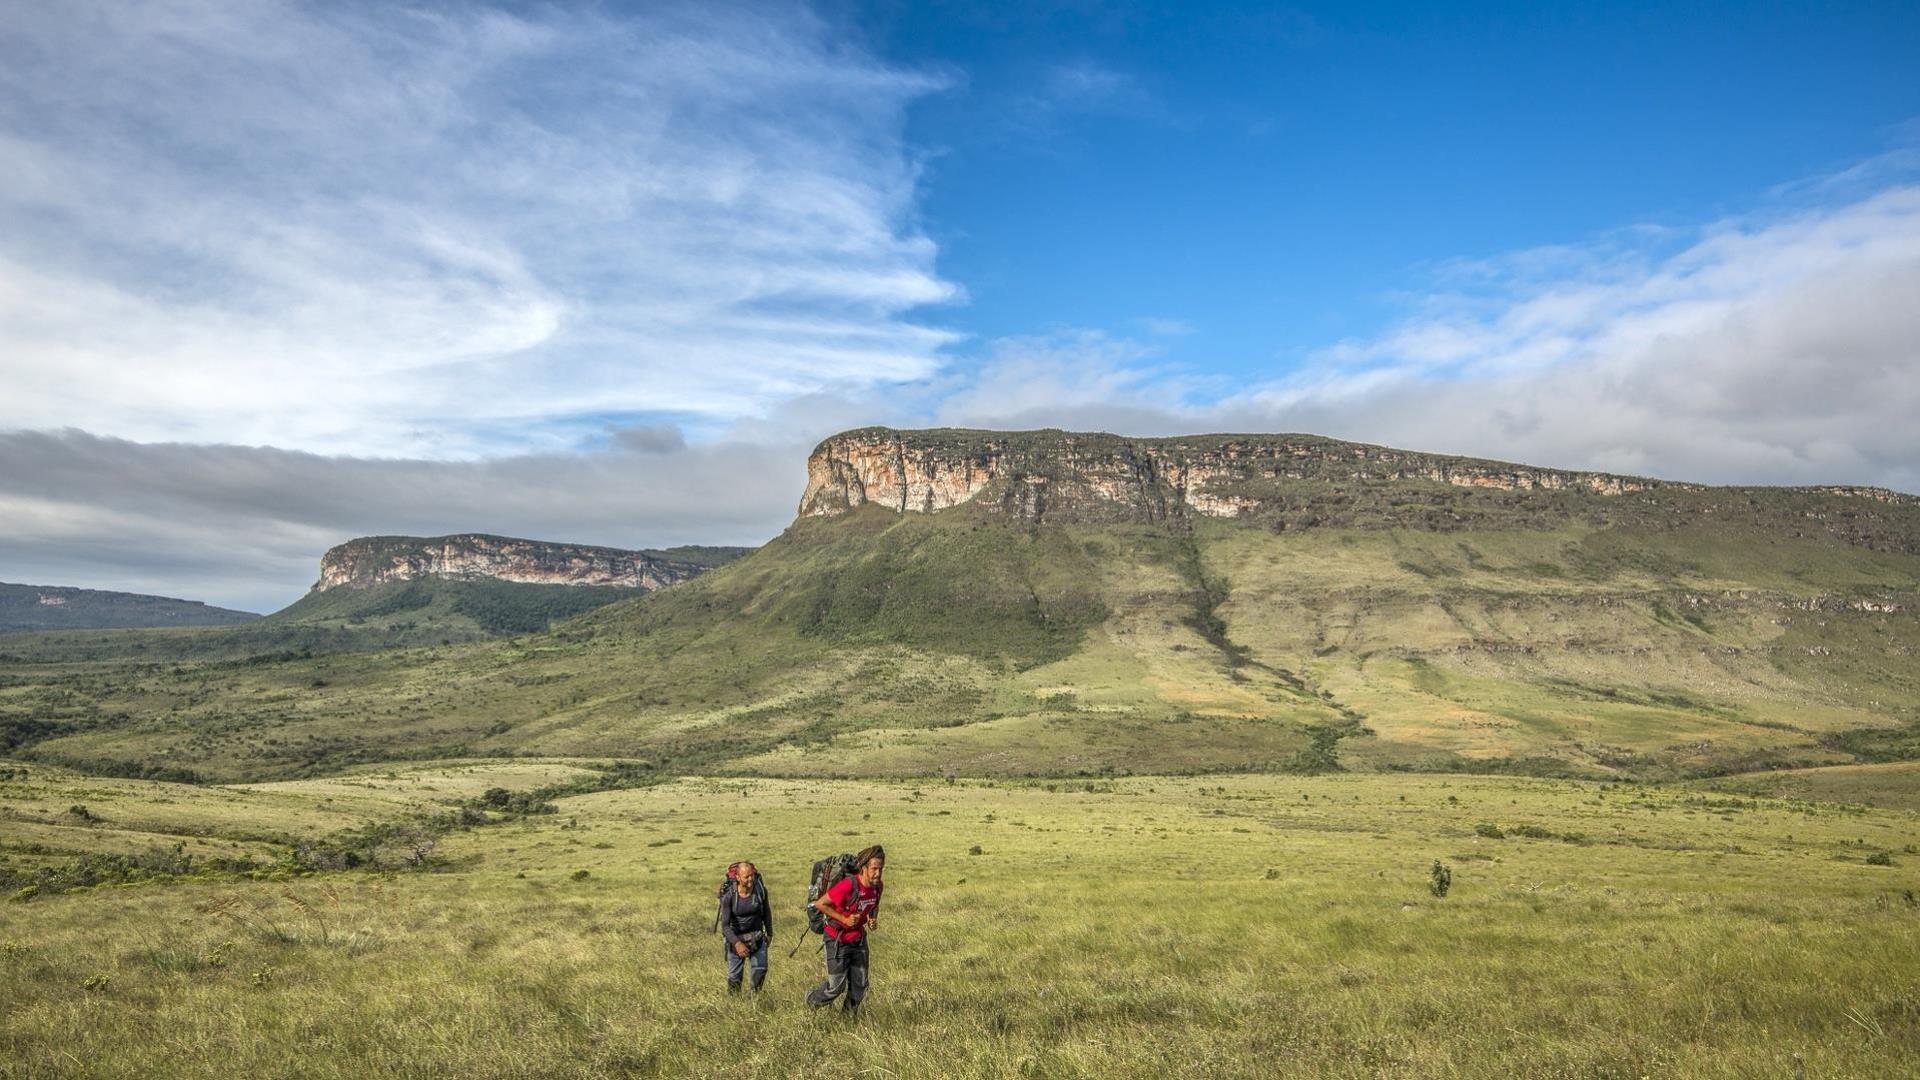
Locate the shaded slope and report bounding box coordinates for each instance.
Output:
[268,577,641,639]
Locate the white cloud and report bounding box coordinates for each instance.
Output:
[1234,186,1920,487]
[0,0,959,456]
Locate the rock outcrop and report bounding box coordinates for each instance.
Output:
[312,535,710,593]
[798,427,1920,548]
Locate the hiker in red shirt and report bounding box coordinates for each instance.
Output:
[805,844,883,1012]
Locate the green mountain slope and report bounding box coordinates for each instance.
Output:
[268,576,644,638]
[4,429,1917,783]
[0,583,259,633]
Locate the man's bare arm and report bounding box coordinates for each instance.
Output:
[813,894,862,929]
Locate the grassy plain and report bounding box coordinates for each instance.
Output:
[4,764,1919,1077]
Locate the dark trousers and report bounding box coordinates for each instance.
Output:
[726,935,768,991]
[805,936,869,1010]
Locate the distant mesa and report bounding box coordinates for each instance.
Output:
[312,534,749,593]
[0,582,260,633]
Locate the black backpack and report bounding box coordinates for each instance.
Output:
[713,861,768,934]
[803,853,857,936]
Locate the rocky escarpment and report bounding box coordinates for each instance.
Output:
[312,535,713,593]
[799,427,1920,549]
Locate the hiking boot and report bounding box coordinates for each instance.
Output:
[749,971,765,993]
[727,979,742,994]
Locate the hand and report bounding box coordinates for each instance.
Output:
[733,941,749,957]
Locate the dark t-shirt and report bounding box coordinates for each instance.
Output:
[722,886,771,945]
[823,876,881,943]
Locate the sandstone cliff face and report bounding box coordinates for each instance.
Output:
[312,535,708,593]
[798,427,1920,548]
[799,428,1685,520]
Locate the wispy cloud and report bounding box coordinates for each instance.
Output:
[1134,316,1197,338]
[1004,58,1168,136]
[1039,60,1138,110]
[0,0,959,456]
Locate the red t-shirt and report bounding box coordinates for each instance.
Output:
[823,875,882,943]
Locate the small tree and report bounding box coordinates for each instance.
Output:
[1429,860,1452,899]
[403,830,438,867]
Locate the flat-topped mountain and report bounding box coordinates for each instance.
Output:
[241,534,757,644]
[802,427,1917,549]
[312,534,745,592]
[0,582,259,633]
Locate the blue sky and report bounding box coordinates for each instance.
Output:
[3,0,1919,608]
[870,1,1920,376]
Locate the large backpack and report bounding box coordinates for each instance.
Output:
[712,861,768,934]
[803,853,857,936]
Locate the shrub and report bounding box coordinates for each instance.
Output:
[570,869,591,881]
[1474,822,1505,839]
[1866,850,1895,867]
[475,788,557,815]
[1429,861,1452,899]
